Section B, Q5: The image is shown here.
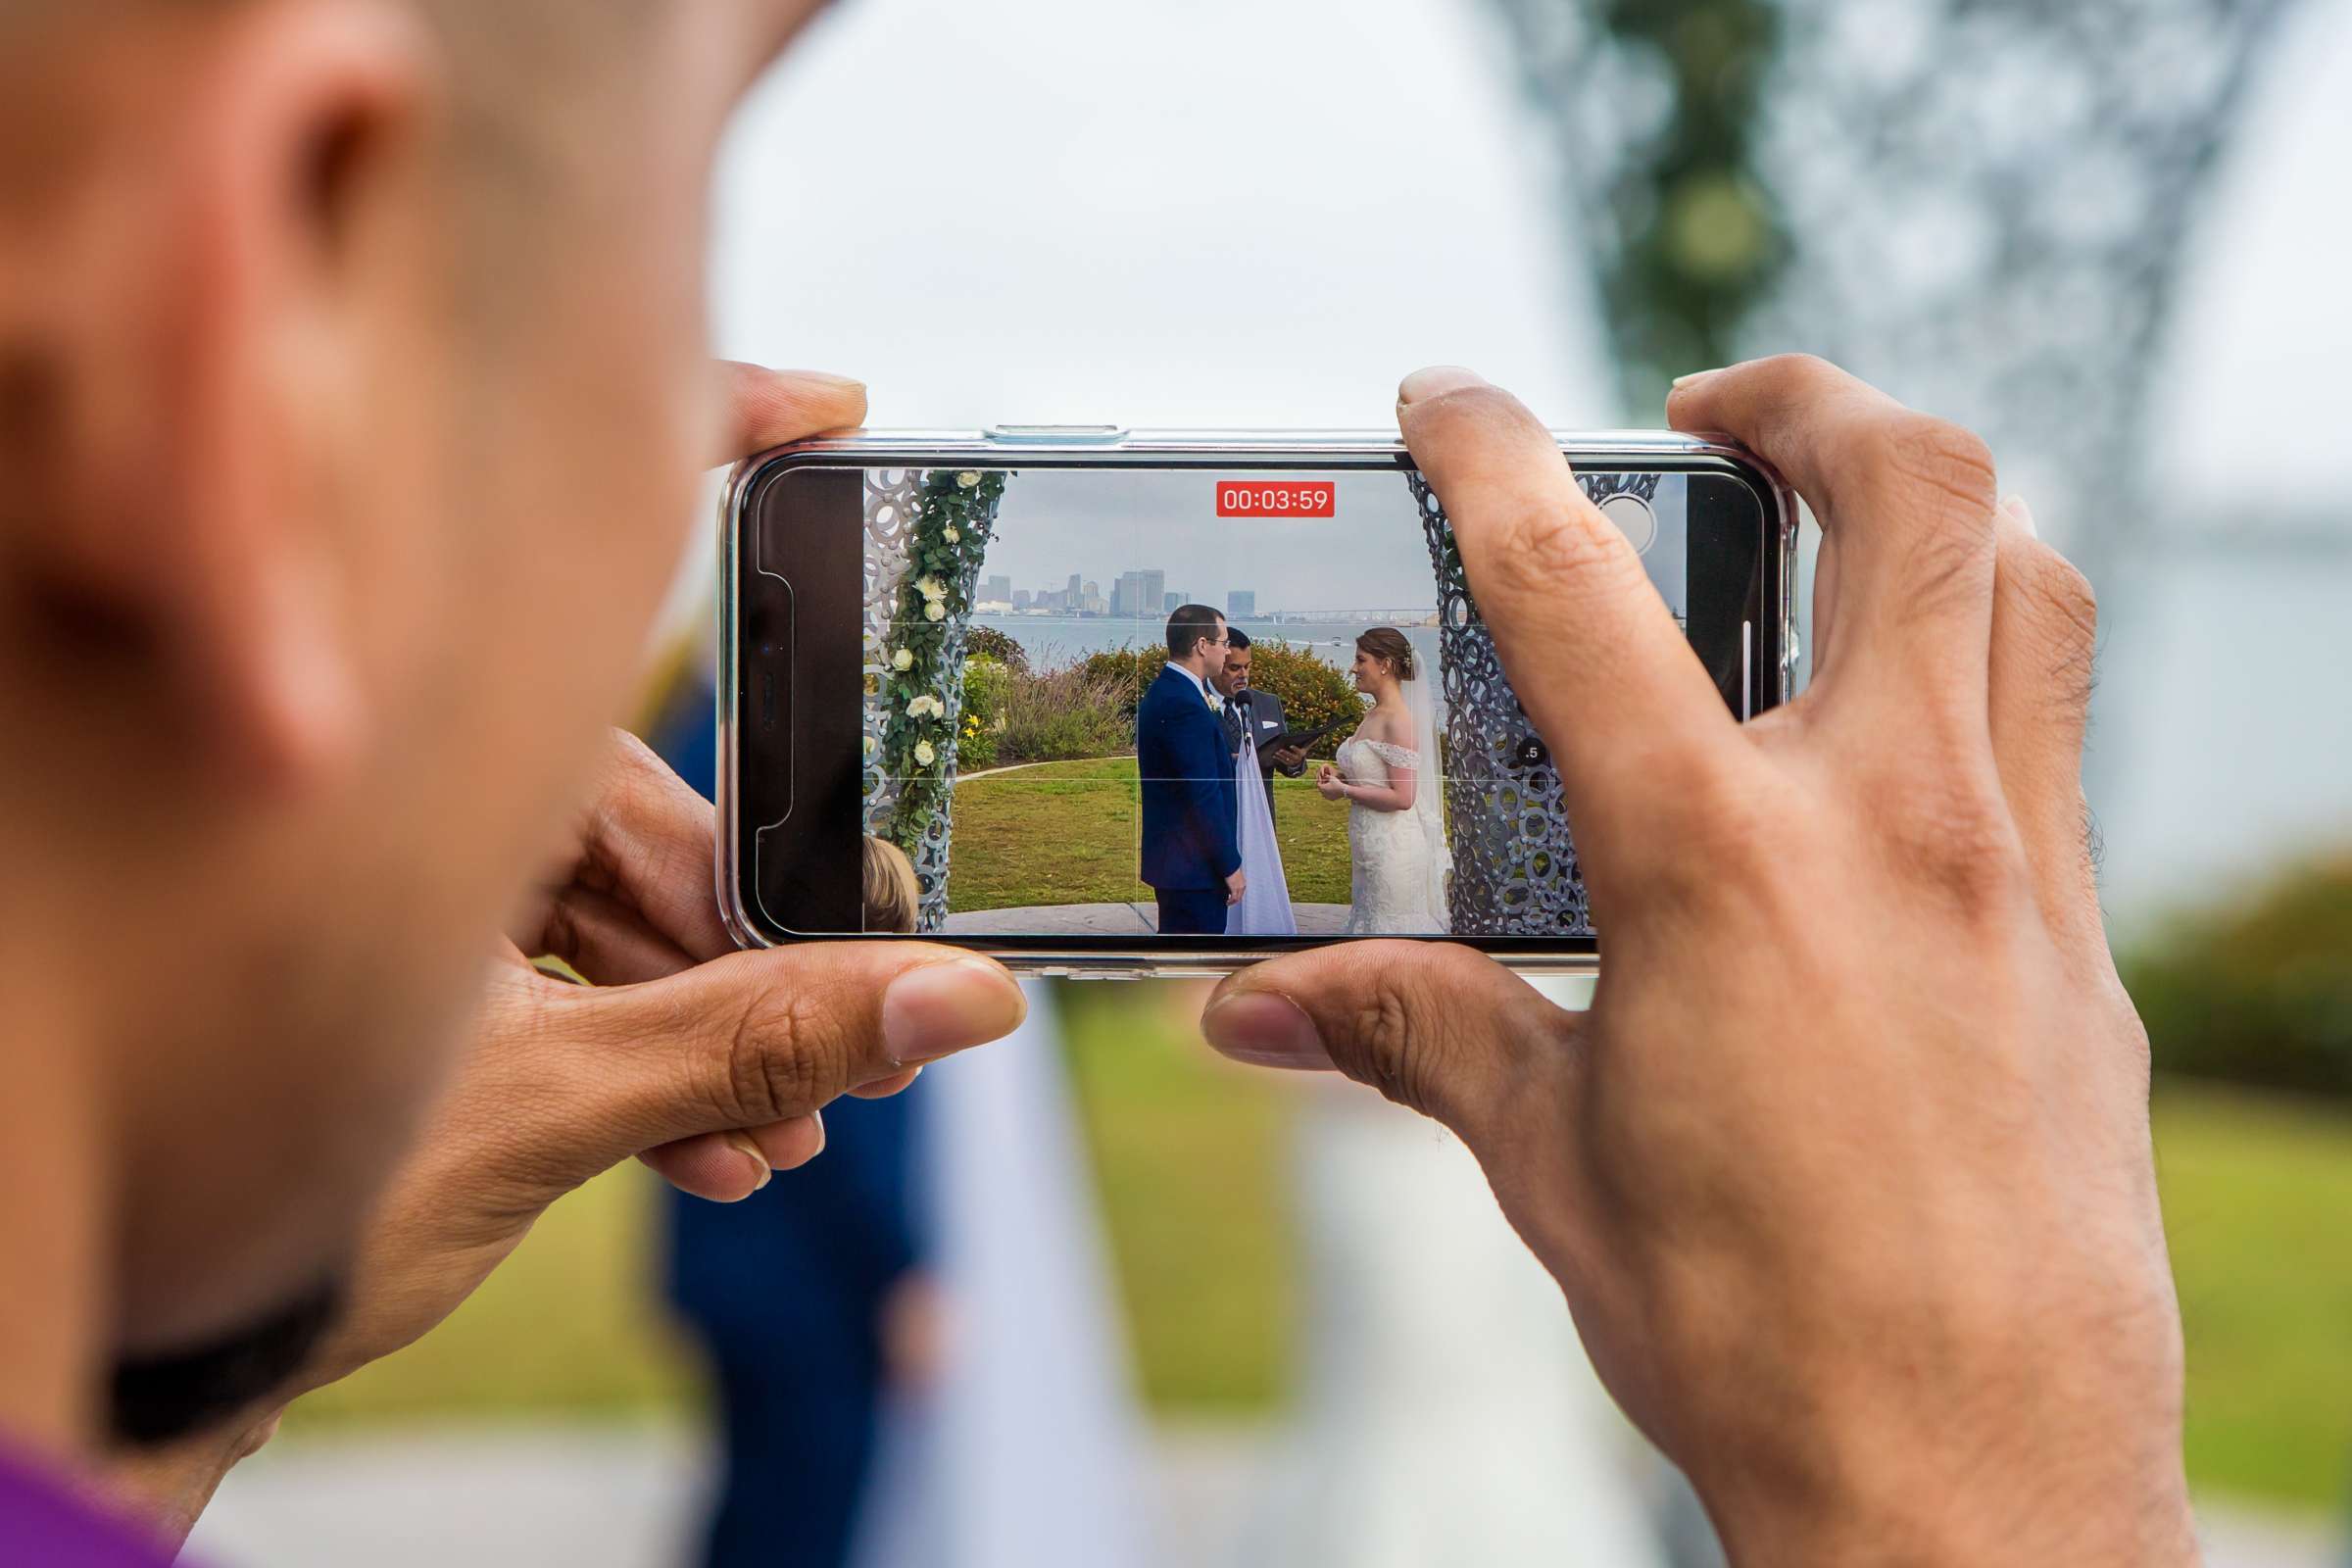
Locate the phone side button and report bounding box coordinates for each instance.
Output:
[983,424,1130,444]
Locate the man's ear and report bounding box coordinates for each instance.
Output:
[17,0,440,796]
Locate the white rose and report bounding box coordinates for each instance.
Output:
[913,740,936,766]
[944,526,960,544]
[906,696,929,719]
[892,648,914,671]
[956,471,981,489]
[924,600,946,621]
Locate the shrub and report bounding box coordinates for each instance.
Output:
[1082,646,1166,716]
[956,656,1009,770]
[965,624,1030,672]
[1243,639,1364,760]
[961,656,1010,728]
[999,663,1135,762]
[2122,854,2352,1100]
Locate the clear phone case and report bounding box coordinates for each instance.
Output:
[717,428,1797,978]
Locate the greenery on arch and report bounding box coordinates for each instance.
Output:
[873,467,1008,858]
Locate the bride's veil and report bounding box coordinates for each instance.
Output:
[1399,661,1453,928]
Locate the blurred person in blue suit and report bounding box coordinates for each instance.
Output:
[1138,605,1247,934]
[647,672,937,1568]
[665,1083,930,1568]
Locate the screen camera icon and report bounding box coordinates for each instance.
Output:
[1596,492,1657,555]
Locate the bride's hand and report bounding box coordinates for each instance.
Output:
[1315,764,1348,801]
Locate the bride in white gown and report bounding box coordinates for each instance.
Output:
[1317,627,1450,934]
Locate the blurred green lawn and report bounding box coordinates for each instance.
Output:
[2155,1081,2352,1508]
[285,1024,2352,1516]
[286,984,1295,1434]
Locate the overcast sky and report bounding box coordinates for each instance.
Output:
[710,0,2352,488]
[975,470,1436,614]
[708,0,1601,429]
[700,0,2352,915]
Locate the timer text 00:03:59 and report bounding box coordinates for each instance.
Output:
[1215,480,1337,518]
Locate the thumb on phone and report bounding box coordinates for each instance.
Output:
[1201,941,1574,1142]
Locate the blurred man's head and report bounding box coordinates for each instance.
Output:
[1165,604,1227,679]
[1213,628,1252,697]
[0,0,829,1443]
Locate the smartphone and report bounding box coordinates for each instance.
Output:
[719,427,1795,976]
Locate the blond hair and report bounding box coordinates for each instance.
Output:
[861,837,921,935]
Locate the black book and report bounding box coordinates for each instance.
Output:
[1259,714,1353,756]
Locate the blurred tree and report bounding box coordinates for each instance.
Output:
[1487,0,2305,823]
[1486,0,2298,569]
[2124,856,2352,1099]
[965,623,1031,672]
[1522,0,1788,410]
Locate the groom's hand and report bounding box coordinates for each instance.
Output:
[1226,867,1248,906]
[1202,361,2191,1567]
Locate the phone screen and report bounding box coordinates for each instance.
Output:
[737,458,1771,950]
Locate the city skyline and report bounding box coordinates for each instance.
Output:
[957,469,1444,615]
[956,469,1687,626]
[988,571,1436,622]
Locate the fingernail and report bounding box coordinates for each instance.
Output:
[1200,991,1331,1070]
[793,369,866,390]
[1670,368,1723,392]
[1397,366,1487,406]
[2002,493,2037,538]
[770,1111,826,1171]
[882,958,1027,1066]
[724,1130,773,1192]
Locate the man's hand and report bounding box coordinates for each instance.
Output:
[303,728,1025,1396]
[1202,360,2192,1566]
[1226,867,1248,906]
[1271,744,1309,772]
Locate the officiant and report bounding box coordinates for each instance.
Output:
[1213,630,1305,936]
[1213,631,1311,811]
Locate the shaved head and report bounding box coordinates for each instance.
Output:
[0,0,829,1457]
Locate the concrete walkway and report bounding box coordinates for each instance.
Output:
[186,1423,2348,1568]
[945,902,1351,935]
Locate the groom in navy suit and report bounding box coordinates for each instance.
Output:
[1138,605,1247,934]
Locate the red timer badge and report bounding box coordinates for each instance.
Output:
[1214,480,1337,518]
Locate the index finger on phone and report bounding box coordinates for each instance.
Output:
[1666,356,1998,717]
[1396,368,1738,826]
[715,362,868,466]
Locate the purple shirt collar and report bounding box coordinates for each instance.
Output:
[0,1440,188,1568]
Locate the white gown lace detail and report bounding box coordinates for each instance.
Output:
[1339,736,1435,933]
